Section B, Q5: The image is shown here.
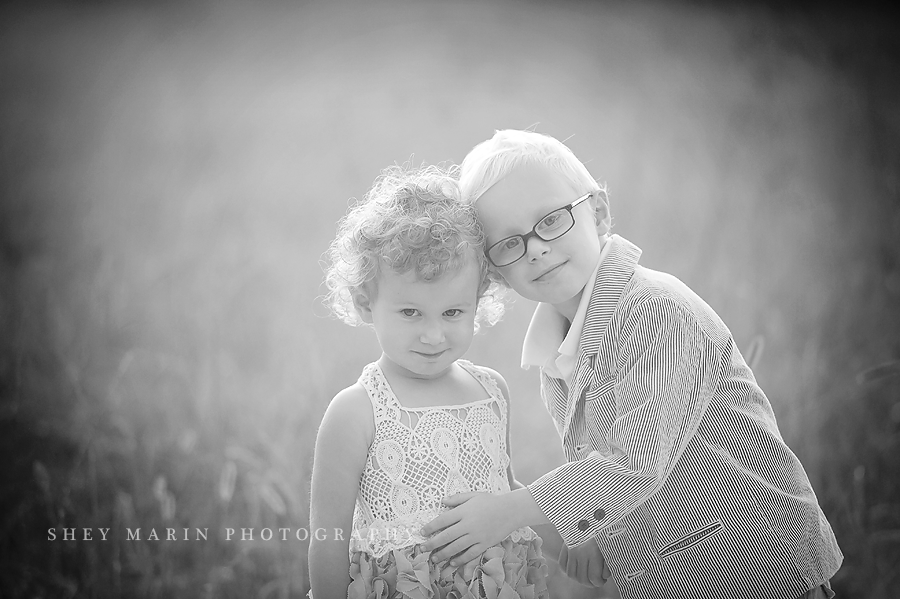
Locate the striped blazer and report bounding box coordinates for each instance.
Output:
[526,235,842,599]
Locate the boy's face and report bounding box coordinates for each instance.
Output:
[356,260,480,380]
[476,162,603,309]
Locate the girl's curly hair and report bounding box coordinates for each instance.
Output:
[324,163,505,329]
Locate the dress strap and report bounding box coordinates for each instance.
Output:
[358,362,402,423]
[457,359,508,413]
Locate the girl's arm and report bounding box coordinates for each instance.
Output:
[477,367,517,492]
[484,366,564,560]
[309,383,373,599]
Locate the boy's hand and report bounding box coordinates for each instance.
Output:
[420,491,518,565]
[558,538,611,587]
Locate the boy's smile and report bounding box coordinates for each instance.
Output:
[475,163,605,320]
[533,261,567,282]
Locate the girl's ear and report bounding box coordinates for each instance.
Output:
[590,189,612,236]
[352,291,374,324]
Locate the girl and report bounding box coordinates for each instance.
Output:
[309,164,551,599]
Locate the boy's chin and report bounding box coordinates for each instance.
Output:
[515,281,584,305]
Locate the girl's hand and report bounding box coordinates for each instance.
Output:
[558,538,611,587]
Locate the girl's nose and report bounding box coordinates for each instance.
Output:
[420,322,445,345]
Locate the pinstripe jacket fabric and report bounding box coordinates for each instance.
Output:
[526,235,842,599]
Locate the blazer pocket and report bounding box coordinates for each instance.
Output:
[584,374,616,402]
[657,520,724,559]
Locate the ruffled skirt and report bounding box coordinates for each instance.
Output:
[347,533,549,599]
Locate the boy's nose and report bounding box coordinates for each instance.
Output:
[525,236,552,261]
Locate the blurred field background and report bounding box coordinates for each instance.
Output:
[1,0,898,597]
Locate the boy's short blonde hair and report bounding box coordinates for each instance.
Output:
[459,129,609,225]
[324,163,504,328]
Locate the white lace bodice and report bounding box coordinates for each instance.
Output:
[351,360,520,557]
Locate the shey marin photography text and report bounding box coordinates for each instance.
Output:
[46,526,412,543]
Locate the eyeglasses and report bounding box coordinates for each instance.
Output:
[485,191,593,267]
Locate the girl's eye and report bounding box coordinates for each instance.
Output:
[444,309,463,318]
[400,309,419,317]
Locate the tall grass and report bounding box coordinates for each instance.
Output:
[1,1,898,597]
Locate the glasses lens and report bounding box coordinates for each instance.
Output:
[488,236,525,267]
[535,208,574,241]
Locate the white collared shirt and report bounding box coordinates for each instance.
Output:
[521,237,612,385]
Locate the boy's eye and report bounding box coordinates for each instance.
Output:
[443,309,463,318]
[400,308,419,317]
[540,212,563,229]
[503,237,522,250]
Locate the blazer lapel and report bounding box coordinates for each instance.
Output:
[559,235,643,442]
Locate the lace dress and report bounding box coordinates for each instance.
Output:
[347,360,549,599]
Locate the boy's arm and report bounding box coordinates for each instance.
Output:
[528,295,720,546]
[423,296,719,559]
[308,385,373,599]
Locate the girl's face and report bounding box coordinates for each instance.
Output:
[357,260,481,380]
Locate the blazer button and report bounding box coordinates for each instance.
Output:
[593,508,606,521]
[577,519,590,532]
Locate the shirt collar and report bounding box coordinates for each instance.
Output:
[521,237,612,373]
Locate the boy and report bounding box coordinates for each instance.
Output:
[421,130,842,598]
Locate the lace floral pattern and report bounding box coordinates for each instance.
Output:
[353,360,511,557]
[346,360,549,599]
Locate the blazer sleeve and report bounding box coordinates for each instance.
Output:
[527,295,722,546]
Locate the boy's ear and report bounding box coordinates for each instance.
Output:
[492,270,510,288]
[590,189,612,235]
[352,291,374,324]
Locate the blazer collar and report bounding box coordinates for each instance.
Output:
[559,235,642,441]
[578,234,642,358]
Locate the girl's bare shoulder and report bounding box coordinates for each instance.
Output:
[318,381,375,444]
[467,362,510,401]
